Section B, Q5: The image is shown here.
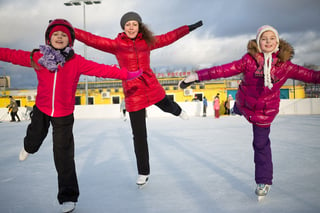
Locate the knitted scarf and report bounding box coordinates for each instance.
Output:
[38,45,73,72]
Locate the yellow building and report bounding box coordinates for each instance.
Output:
[0,77,307,114]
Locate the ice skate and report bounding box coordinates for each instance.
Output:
[136,175,149,188]
[255,184,271,201]
[61,201,76,213]
[179,110,189,120]
[19,147,29,161]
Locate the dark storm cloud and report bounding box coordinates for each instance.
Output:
[0,0,319,88]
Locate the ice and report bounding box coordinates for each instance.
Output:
[0,114,319,213]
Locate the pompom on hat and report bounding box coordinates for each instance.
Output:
[120,11,142,29]
[255,25,280,90]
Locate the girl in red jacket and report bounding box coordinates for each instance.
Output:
[180,25,320,200]
[74,11,203,186]
[0,19,141,213]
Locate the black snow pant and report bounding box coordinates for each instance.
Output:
[10,111,20,121]
[129,95,182,175]
[23,106,79,204]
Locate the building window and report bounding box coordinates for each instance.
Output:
[88,97,94,105]
[112,96,120,104]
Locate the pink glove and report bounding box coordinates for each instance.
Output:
[127,69,143,80]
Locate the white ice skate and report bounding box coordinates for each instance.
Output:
[179,110,189,120]
[19,148,29,161]
[136,175,149,188]
[61,201,76,213]
[255,184,271,201]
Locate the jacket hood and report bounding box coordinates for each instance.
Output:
[247,39,294,62]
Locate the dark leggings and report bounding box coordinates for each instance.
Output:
[24,106,79,204]
[253,124,273,185]
[129,96,182,175]
[234,103,273,184]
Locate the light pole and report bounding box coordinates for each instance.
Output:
[64,0,102,105]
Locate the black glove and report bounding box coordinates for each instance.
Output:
[188,20,203,32]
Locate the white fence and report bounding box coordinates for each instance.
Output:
[1,98,320,121]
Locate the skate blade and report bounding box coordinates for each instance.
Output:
[137,182,147,189]
[257,195,266,202]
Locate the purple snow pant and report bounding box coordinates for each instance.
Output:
[233,103,273,184]
[252,125,273,185]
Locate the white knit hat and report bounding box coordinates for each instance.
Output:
[256,25,280,89]
[256,25,279,53]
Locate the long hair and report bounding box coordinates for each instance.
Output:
[139,23,155,46]
[30,49,40,70]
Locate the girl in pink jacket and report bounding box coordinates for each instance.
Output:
[213,93,220,118]
[180,25,320,200]
[0,19,141,213]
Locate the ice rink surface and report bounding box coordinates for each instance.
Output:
[1,114,319,213]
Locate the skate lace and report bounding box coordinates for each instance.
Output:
[257,184,266,190]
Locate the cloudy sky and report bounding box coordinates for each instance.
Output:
[0,0,320,88]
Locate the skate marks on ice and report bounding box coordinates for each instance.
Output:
[0,116,320,212]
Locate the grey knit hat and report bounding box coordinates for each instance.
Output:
[120,11,142,29]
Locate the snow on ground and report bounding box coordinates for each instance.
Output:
[0,114,320,213]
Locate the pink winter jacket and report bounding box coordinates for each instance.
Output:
[197,39,320,127]
[0,47,131,117]
[214,98,220,110]
[75,26,190,112]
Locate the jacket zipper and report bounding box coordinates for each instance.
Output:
[133,40,150,104]
[133,40,139,69]
[51,71,57,117]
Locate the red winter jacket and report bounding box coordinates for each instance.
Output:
[0,47,131,117]
[197,39,320,127]
[75,26,190,112]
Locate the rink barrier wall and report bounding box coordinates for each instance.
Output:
[0,98,319,120]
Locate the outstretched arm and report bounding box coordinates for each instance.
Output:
[286,61,320,84]
[77,56,142,81]
[152,20,203,50]
[0,48,32,68]
[74,28,117,54]
[179,57,246,89]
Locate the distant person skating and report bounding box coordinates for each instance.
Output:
[7,96,21,122]
[25,105,34,119]
[224,94,233,115]
[213,93,220,118]
[203,96,208,117]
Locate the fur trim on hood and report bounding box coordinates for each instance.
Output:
[247,39,294,63]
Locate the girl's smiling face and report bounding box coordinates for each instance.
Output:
[124,20,139,39]
[50,31,69,49]
[259,31,278,53]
